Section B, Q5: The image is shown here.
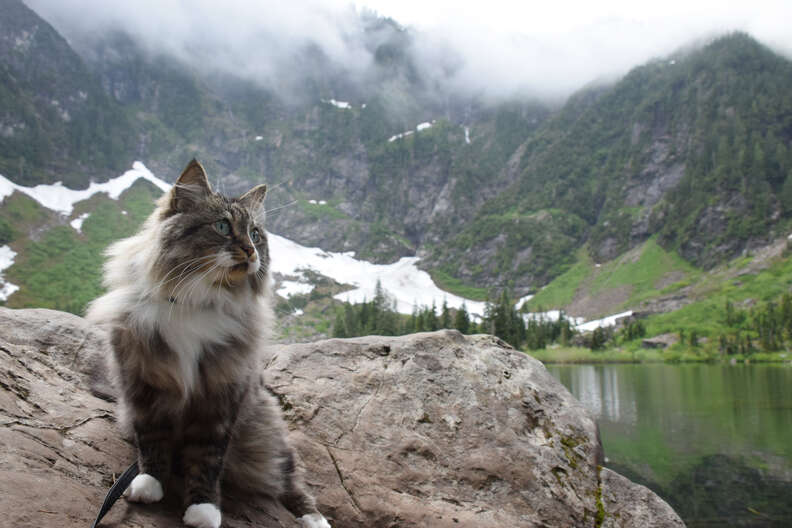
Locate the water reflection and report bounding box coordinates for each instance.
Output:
[547,363,792,527]
[561,365,638,425]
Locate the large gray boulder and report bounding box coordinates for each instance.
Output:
[0,307,684,527]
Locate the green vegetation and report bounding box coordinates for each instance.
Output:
[296,200,349,221]
[332,281,479,338]
[530,346,664,364]
[424,33,792,292]
[589,239,696,305]
[526,238,697,319]
[3,181,158,313]
[0,0,136,186]
[0,217,11,244]
[646,252,792,339]
[526,251,593,309]
[429,268,489,301]
[532,289,792,365]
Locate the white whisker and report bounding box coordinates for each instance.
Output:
[135,255,216,306]
[182,263,222,308]
[262,200,297,215]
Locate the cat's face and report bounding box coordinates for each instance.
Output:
[154,160,270,299]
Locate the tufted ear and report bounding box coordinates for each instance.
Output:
[239,183,267,217]
[171,159,212,212]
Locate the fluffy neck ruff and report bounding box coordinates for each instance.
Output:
[87,192,272,331]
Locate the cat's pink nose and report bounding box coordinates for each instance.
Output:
[241,245,255,258]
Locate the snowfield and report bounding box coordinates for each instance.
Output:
[0,162,170,215]
[268,233,488,317]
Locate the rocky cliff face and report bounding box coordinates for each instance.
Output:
[0,0,135,186]
[0,307,684,527]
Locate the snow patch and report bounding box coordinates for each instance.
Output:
[0,245,19,301]
[388,120,436,143]
[70,213,90,233]
[388,130,414,143]
[0,162,170,215]
[322,99,351,109]
[515,294,534,309]
[277,280,314,298]
[575,310,634,332]
[522,309,633,332]
[523,310,584,326]
[268,233,487,317]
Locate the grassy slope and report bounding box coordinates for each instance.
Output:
[525,249,594,309]
[526,238,696,315]
[524,236,792,363]
[645,251,792,339]
[2,181,159,314]
[588,239,697,306]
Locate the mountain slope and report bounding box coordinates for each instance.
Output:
[0,0,136,186]
[426,33,792,290]
[2,2,792,305]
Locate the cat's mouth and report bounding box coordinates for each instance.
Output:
[229,258,259,276]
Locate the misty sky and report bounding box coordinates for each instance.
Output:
[26,0,792,100]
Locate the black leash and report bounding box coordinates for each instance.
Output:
[90,462,139,528]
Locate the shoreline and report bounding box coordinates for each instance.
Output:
[527,347,792,365]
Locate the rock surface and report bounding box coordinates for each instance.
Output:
[642,333,679,349]
[0,307,685,527]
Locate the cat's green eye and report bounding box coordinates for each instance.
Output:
[214,219,231,236]
[250,228,261,244]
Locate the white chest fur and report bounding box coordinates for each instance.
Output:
[134,300,247,395]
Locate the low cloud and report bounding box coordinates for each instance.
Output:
[25,0,792,102]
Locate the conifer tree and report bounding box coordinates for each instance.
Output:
[454,303,471,334]
[440,299,451,329]
[427,301,439,331]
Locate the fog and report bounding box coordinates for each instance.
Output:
[25,0,792,101]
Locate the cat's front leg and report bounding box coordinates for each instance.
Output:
[180,402,238,528]
[126,415,174,503]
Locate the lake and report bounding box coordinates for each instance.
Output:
[547,363,792,527]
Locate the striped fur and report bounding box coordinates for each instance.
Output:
[87,159,326,527]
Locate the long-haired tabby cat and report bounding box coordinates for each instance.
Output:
[87,160,330,528]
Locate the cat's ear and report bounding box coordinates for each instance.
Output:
[239,184,267,217]
[171,159,212,212]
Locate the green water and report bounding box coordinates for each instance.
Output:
[547,364,792,527]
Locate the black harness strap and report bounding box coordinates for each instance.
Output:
[90,462,139,528]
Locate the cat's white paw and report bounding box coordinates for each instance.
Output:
[183,503,222,528]
[124,473,164,503]
[298,513,331,528]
